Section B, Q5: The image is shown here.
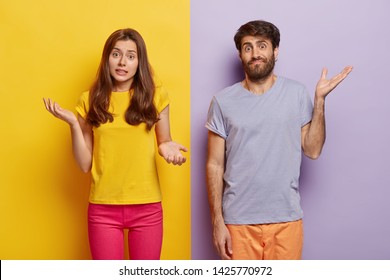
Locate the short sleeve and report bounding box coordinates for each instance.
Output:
[154,79,170,113]
[205,96,227,139]
[75,91,90,119]
[300,87,313,127]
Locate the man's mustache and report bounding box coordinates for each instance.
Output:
[248,57,267,65]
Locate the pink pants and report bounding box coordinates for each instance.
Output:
[88,202,163,260]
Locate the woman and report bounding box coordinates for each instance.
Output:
[43,28,187,260]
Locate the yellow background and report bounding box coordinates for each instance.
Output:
[0,0,190,259]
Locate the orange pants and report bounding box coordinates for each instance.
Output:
[227,219,303,260]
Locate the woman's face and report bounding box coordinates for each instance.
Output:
[108,39,138,91]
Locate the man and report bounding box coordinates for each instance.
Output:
[205,20,352,260]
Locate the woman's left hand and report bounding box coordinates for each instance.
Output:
[158,141,188,165]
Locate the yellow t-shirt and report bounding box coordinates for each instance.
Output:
[75,84,169,204]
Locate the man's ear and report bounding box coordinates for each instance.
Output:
[274,47,279,61]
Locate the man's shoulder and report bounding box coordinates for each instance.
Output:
[214,82,242,99]
[278,76,306,91]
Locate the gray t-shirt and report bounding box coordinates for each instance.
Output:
[206,76,313,224]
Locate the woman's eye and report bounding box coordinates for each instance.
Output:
[112,52,120,57]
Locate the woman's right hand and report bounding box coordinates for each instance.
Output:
[43,98,78,126]
[43,97,93,172]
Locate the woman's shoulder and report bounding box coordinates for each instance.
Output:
[152,76,169,111]
[80,90,90,99]
[77,91,90,104]
[75,91,90,115]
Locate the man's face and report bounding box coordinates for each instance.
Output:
[239,35,278,81]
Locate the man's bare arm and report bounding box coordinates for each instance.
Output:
[206,131,232,259]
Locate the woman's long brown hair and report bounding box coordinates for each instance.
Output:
[86,28,158,131]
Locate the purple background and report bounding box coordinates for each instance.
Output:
[191,0,390,259]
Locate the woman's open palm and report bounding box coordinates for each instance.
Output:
[43,98,77,125]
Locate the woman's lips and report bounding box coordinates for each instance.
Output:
[115,69,128,75]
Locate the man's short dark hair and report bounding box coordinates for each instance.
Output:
[234,20,280,51]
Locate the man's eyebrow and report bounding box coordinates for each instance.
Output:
[242,42,253,46]
[255,39,268,44]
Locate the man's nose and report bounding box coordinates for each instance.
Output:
[252,47,261,58]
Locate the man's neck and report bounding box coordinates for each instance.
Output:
[242,74,277,95]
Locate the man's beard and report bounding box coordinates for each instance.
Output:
[243,53,276,82]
